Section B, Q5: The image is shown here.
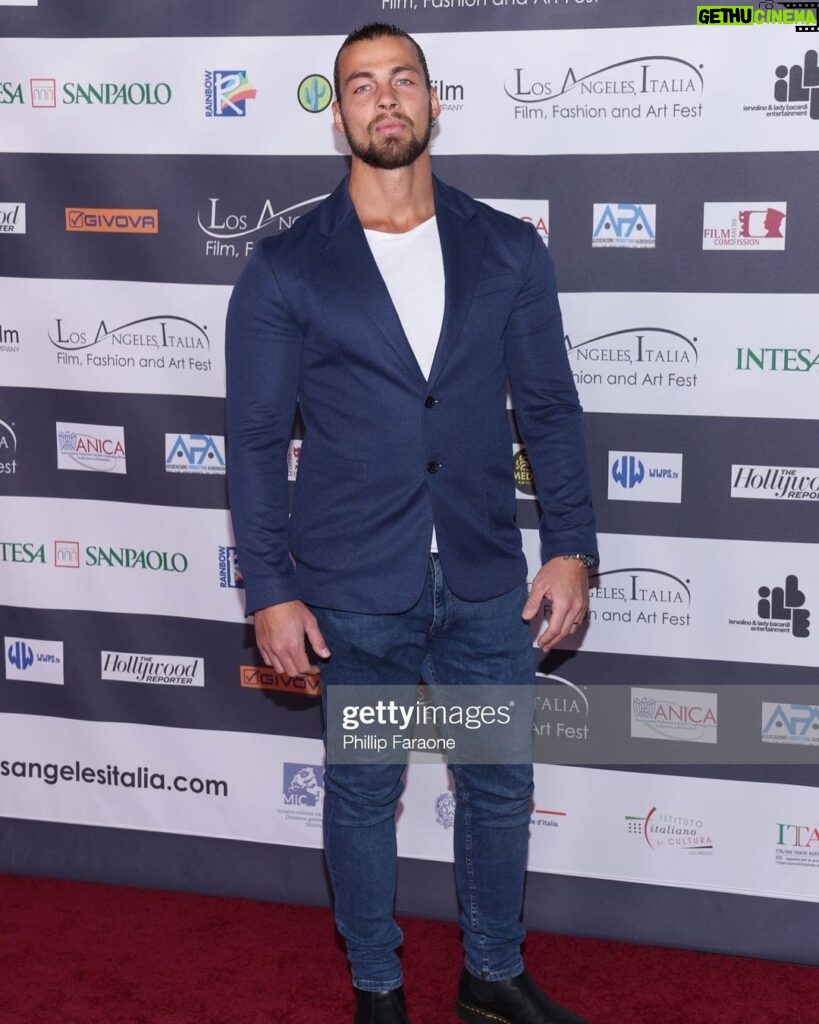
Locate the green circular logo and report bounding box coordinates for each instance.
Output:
[298,74,332,113]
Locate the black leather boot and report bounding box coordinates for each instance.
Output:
[456,968,588,1024]
[354,985,411,1024]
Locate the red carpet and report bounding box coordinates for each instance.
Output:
[0,873,816,1024]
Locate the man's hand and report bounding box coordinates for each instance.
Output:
[522,557,590,652]
[253,600,330,676]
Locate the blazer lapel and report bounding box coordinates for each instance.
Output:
[319,181,426,384]
[427,178,487,388]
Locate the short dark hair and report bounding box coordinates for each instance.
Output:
[333,22,431,102]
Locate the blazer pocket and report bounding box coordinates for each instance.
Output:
[472,273,517,298]
[290,453,368,573]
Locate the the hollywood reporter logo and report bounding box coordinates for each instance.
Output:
[758,574,810,637]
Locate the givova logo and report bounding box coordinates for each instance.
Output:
[282,763,324,807]
[165,434,225,475]
[56,422,126,473]
[762,702,819,746]
[608,452,683,503]
[4,637,64,685]
[592,204,656,249]
[204,70,257,117]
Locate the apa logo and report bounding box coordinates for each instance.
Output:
[612,455,645,489]
[165,434,225,475]
[282,763,325,806]
[204,70,257,117]
[762,702,819,745]
[297,74,332,113]
[592,204,656,248]
[7,640,33,672]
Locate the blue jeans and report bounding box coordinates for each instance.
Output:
[312,554,535,992]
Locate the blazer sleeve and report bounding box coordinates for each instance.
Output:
[503,225,599,564]
[225,243,303,614]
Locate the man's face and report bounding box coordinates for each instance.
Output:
[333,35,440,170]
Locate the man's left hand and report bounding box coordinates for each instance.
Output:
[522,556,590,651]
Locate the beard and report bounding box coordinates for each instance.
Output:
[341,106,433,170]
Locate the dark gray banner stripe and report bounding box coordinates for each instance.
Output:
[2,153,816,291]
[0,0,696,37]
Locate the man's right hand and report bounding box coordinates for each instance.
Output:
[253,600,331,677]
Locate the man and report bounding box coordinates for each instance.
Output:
[226,22,598,1024]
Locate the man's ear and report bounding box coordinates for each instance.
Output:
[332,100,345,135]
[429,86,441,123]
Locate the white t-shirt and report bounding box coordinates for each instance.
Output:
[365,216,445,551]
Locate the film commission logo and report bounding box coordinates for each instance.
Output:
[504,56,704,122]
[4,637,64,686]
[56,422,126,474]
[165,434,225,475]
[65,208,158,234]
[744,49,819,122]
[204,70,257,117]
[280,763,324,827]
[48,316,213,375]
[729,574,810,638]
[198,194,328,258]
[608,452,683,504]
[567,327,698,393]
[588,568,692,629]
[0,202,25,234]
[762,702,819,746]
[240,665,321,695]
[287,439,302,481]
[0,78,171,107]
[0,539,188,573]
[776,822,819,869]
[592,205,656,249]
[702,202,787,250]
[101,650,204,687]
[218,546,244,589]
[0,418,18,477]
[625,806,714,854]
[631,688,718,744]
[731,465,819,501]
[477,199,549,246]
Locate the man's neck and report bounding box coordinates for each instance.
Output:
[348,155,435,234]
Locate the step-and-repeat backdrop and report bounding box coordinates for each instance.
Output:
[1,0,818,960]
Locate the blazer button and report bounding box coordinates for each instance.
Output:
[424,396,437,409]
[426,461,440,474]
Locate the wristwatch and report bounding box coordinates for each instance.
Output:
[562,553,598,569]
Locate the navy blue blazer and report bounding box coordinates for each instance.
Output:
[225,175,597,615]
